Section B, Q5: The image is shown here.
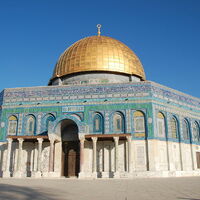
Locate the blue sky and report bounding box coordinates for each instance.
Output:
[0,0,200,98]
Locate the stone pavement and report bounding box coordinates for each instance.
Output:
[0,177,200,200]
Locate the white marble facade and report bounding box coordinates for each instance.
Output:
[1,137,200,178]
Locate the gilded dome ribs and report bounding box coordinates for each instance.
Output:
[51,35,145,81]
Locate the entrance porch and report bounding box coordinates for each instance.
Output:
[1,133,133,179]
[2,135,60,178]
[79,134,132,178]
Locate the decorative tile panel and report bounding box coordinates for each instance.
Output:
[2,82,199,110]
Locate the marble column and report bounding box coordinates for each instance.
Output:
[2,138,13,177]
[92,137,97,178]
[126,136,132,173]
[37,138,43,171]
[17,138,24,171]
[33,138,43,177]
[78,137,85,178]
[49,139,55,172]
[113,136,120,178]
[80,138,85,172]
[13,138,24,178]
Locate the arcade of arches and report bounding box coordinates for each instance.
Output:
[2,119,132,178]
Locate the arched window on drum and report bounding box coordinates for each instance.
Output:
[26,115,36,135]
[8,115,18,135]
[113,112,125,133]
[157,112,166,137]
[133,111,145,134]
[93,113,103,133]
[182,119,190,140]
[192,121,200,142]
[170,117,178,139]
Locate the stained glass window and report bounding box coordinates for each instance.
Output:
[134,111,145,132]
[171,117,178,139]
[8,115,18,135]
[93,113,103,133]
[27,116,35,135]
[113,112,124,133]
[157,112,165,137]
[95,118,100,131]
[182,119,190,140]
[192,122,199,142]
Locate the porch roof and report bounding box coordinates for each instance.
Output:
[7,135,49,142]
[84,133,131,141]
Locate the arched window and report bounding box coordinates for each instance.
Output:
[192,122,200,142]
[134,111,145,132]
[170,117,178,139]
[8,115,18,135]
[93,113,103,133]
[182,119,190,140]
[46,115,55,130]
[26,115,35,135]
[113,112,124,133]
[157,112,165,137]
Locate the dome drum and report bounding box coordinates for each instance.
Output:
[49,71,141,86]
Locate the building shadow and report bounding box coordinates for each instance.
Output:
[0,184,58,200]
[178,198,200,200]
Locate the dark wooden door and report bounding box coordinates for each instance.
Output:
[63,141,80,177]
[197,152,200,169]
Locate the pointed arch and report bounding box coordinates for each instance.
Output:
[113,111,125,133]
[45,114,56,131]
[157,112,166,137]
[182,119,190,140]
[50,114,85,135]
[192,121,200,142]
[133,110,145,133]
[93,112,104,133]
[26,115,36,135]
[170,116,179,139]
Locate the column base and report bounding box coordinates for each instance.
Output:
[78,172,86,179]
[101,172,114,178]
[2,171,11,178]
[13,171,25,178]
[113,171,120,178]
[42,172,60,178]
[92,172,97,178]
[32,171,42,178]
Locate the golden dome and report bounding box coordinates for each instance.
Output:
[51,35,146,80]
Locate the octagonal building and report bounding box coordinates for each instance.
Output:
[0,29,200,178]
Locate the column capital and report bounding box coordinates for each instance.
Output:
[49,139,55,144]
[79,135,85,142]
[80,138,85,144]
[37,138,44,143]
[113,136,119,142]
[126,135,132,142]
[91,137,97,143]
[17,138,24,143]
[7,138,13,143]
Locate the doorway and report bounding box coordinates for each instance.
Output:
[61,119,80,177]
